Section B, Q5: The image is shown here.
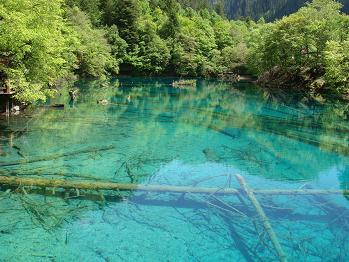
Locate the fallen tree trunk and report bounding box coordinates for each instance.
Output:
[236,174,287,262]
[0,175,240,194]
[0,145,115,167]
[254,189,349,195]
[0,175,348,196]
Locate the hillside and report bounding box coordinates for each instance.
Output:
[206,0,349,21]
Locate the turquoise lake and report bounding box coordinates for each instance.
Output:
[0,77,349,261]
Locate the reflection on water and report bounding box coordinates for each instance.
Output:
[0,77,349,261]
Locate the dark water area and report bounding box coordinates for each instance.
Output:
[0,77,349,261]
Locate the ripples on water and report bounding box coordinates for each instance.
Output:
[0,77,349,261]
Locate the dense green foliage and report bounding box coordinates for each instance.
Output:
[0,0,117,102]
[66,7,119,77]
[0,0,348,103]
[0,0,73,102]
[248,0,349,95]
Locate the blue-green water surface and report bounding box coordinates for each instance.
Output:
[0,77,349,261]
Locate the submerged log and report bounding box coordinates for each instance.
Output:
[0,175,241,194]
[236,174,287,262]
[0,145,115,167]
[50,104,65,109]
[254,189,349,195]
[0,175,348,196]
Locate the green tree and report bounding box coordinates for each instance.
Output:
[214,0,225,17]
[66,7,118,77]
[323,40,349,89]
[106,25,128,66]
[160,0,180,39]
[65,0,102,25]
[130,22,171,74]
[0,0,75,102]
[248,0,349,93]
[103,0,140,49]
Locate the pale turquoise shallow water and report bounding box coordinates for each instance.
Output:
[0,77,349,261]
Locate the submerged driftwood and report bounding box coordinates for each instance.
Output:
[172,79,197,88]
[0,145,115,167]
[0,175,239,193]
[0,175,348,196]
[236,174,287,262]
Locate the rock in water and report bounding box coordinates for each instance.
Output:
[97,99,109,105]
[203,148,220,162]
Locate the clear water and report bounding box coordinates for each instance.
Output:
[0,77,349,261]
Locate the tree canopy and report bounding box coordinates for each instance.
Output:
[248,0,349,95]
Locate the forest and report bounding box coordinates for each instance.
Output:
[0,0,348,103]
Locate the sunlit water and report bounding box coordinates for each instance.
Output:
[0,77,349,261]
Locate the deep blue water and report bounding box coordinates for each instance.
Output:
[0,77,349,261]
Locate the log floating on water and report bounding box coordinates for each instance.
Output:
[0,175,348,196]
